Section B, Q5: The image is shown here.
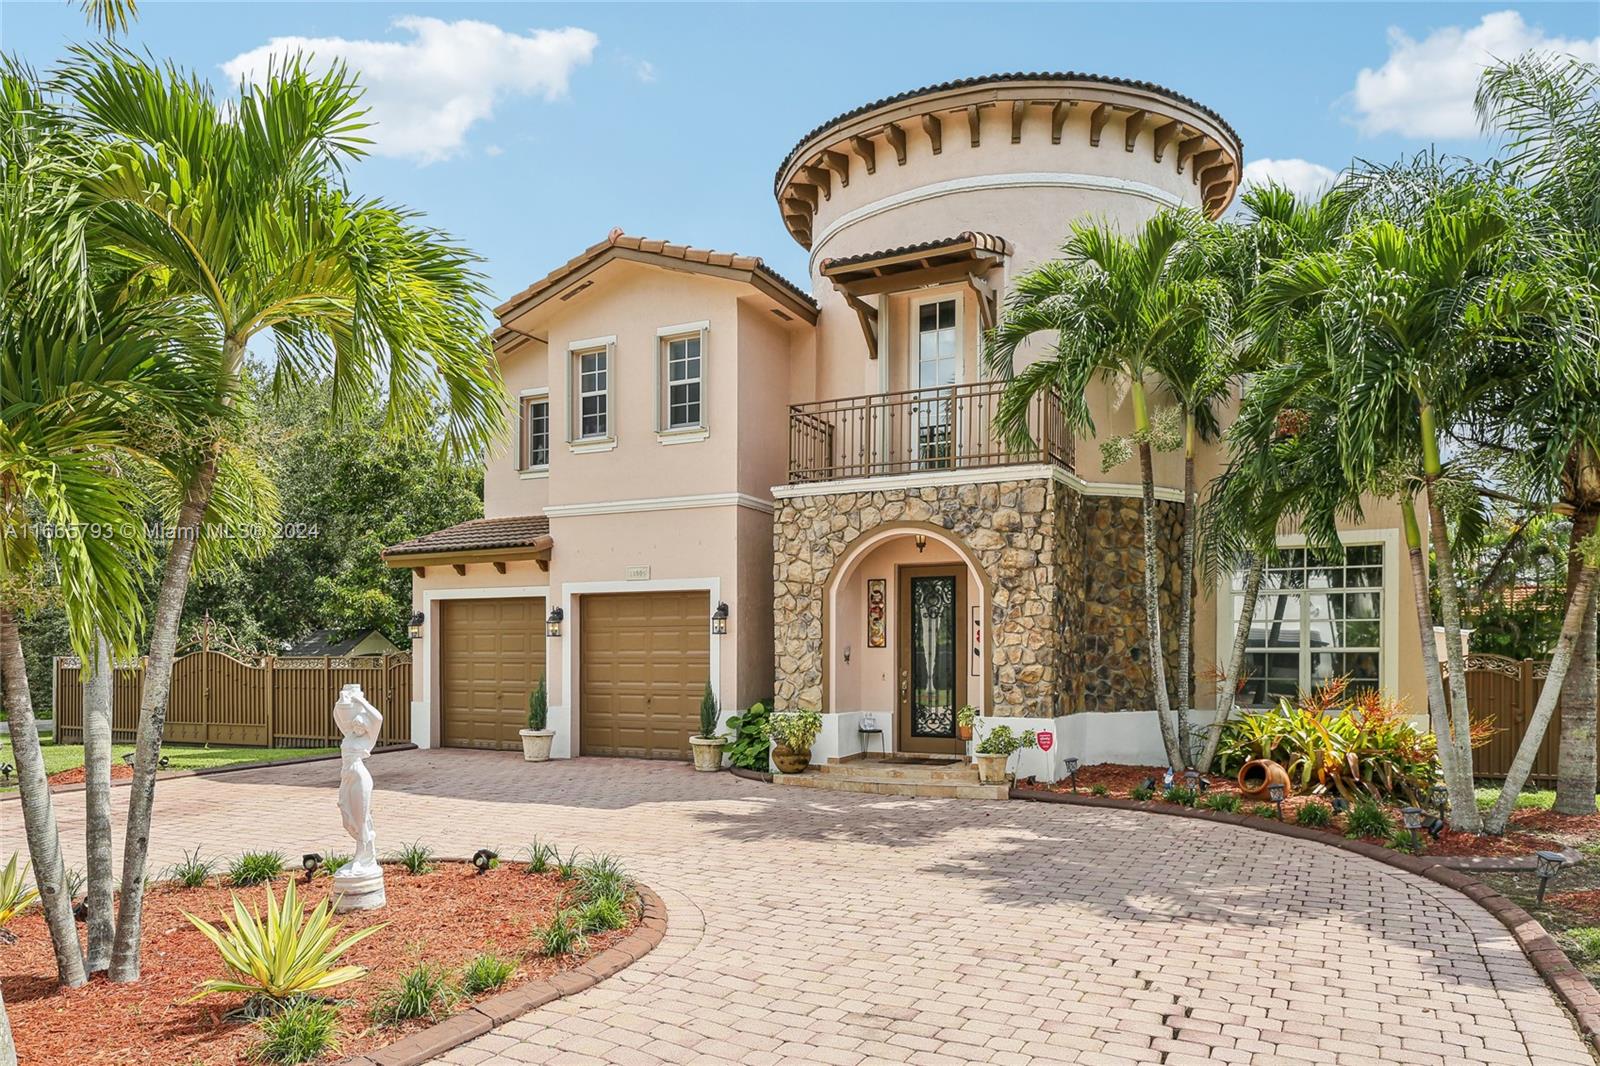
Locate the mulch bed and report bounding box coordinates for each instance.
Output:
[1020,763,1571,860]
[1,862,637,1065]
[45,764,134,789]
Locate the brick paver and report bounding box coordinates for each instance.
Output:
[19,750,1590,1064]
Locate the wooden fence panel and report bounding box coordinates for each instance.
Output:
[52,652,412,749]
[1467,654,1569,783]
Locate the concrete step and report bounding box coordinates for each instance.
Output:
[817,762,980,783]
[774,770,1007,801]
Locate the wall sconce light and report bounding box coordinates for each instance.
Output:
[546,606,563,638]
[843,644,852,665]
[914,533,927,553]
[711,602,729,635]
[408,611,425,639]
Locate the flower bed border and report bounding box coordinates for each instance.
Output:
[335,882,666,1066]
[1012,787,1600,1052]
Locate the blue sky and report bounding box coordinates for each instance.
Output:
[5,1,1598,301]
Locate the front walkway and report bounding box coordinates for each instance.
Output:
[22,750,1590,1065]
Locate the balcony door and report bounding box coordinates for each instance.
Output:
[897,564,967,755]
[913,297,958,468]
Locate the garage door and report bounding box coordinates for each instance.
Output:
[440,597,545,750]
[580,591,710,759]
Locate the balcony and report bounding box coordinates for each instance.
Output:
[787,380,1072,485]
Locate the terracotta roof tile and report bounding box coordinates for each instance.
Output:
[821,232,1013,271]
[383,515,551,558]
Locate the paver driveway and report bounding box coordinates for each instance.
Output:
[20,750,1591,1065]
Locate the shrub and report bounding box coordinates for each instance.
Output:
[575,855,630,905]
[1295,802,1333,828]
[229,851,285,887]
[370,963,455,1026]
[956,705,978,730]
[1130,786,1155,802]
[184,879,385,1003]
[1200,792,1240,813]
[698,681,720,740]
[526,675,548,732]
[724,702,772,770]
[1562,927,1600,963]
[1345,798,1394,839]
[556,848,581,880]
[524,841,556,875]
[459,953,516,997]
[321,854,352,879]
[0,854,39,931]
[391,841,433,876]
[1162,786,1196,807]
[578,895,629,933]
[1387,826,1422,852]
[771,709,824,751]
[974,724,1037,757]
[1090,783,1110,797]
[248,998,340,1065]
[166,849,216,889]
[1249,804,1277,819]
[534,910,587,956]
[1215,681,1441,802]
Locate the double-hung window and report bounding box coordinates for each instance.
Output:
[573,346,610,440]
[1231,544,1386,705]
[519,393,549,470]
[657,326,707,434]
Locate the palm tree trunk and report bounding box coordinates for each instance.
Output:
[1176,413,1197,766]
[1425,484,1483,832]
[1138,439,1183,769]
[1487,561,1600,833]
[0,608,86,987]
[0,984,15,1066]
[1554,506,1598,815]
[108,454,217,982]
[1199,556,1262,773]
[82,632,116,972]
[1402,498,1472,828]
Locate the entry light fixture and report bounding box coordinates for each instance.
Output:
[711,602,729,636]
[472,848,498,875]
[1534,850,1568,904]
[914,533,927,554]
[1267,781,1286,821]
[408,611,425,640]
[546,606,564,638]
[302,853,323,882]
[1065,757,1079,793]
[1399,806,1424,853]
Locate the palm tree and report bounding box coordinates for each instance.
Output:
[52,45,506,980]
[1476,54,1600,815]
[986,209,1226,769]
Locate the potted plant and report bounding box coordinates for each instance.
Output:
[519,674,554,762]
[689,681,726,772]
[956,704,978,741]
[770,708,823,774]
[973,724,1037,785]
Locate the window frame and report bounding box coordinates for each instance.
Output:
[655,321,709,438]
[517,388,551,474]
[566,336,615,445]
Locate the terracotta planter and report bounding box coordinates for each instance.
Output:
[974,752,1011,785]
[957,724,974,741]
[771,741,811,774]
[519,729,554,763]
[1238,758,1292,799]
[689,736,726,772]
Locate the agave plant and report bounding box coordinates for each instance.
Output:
[184,879,387,1002]
[0,853,40,934]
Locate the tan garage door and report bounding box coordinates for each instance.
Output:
[440,597,545,750]
[580,591,709,759]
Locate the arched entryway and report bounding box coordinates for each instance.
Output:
[824,522,991,756]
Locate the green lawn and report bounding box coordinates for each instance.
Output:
[1474,786,1600,814]
[0,740,336,788]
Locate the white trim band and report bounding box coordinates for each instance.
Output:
[546,491,775,517]
[771,464,1183,502]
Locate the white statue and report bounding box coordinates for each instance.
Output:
[331,683,385,911]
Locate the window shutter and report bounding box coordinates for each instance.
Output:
[605,340,616,440]
[517,398,527,469]
[698,326,709,430]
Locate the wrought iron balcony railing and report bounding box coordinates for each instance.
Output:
[787,380,1071,485]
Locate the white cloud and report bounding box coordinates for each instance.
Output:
[484,144,504,157]
[634,60,656,84]
[222,17,598,163]
[1239,158,1341,203]
[1350,10,1599,138]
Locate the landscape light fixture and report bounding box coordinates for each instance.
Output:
[1400,806,1424,853]
[1424,814,1446,841]
[1065,757,1080,793]
[546,607,563,638]
[1184,769,1200,794]
[0,763,11,786]
[121,752,135,766]
[914,533,927,553]
[472,848,497,875]
[1330,796,1348,815]
[1267,782,1286,820]
[1140,777,1157,793]
[1534,850,1568,904]
[158,755,170,770]
[408,611,425,640]
[1429,782,1449,820]
[711,602,729,636]
[302,853,322,882]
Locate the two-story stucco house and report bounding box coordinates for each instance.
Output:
[384,72,1425,778]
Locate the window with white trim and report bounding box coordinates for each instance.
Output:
[519,396,549,470]
[574,347,609,440]
[660,332,703,430]
[1232,544,1384,705]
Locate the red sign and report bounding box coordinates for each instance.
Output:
[1037,730,1054,752]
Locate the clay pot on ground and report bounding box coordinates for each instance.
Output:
[974,752,1011,786]
[771,741,811,774]
[689,736,726,773]
[1238,758,1292,799]
[519,729,554,762]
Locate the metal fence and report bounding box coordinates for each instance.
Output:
[52,651,412,748]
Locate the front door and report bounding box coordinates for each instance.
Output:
[897,564,967,755]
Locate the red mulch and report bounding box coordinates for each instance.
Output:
[46,764,134,789]
[1,863,637,1065]
[1548,890,1600,923]
[1023,763,1572,860]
